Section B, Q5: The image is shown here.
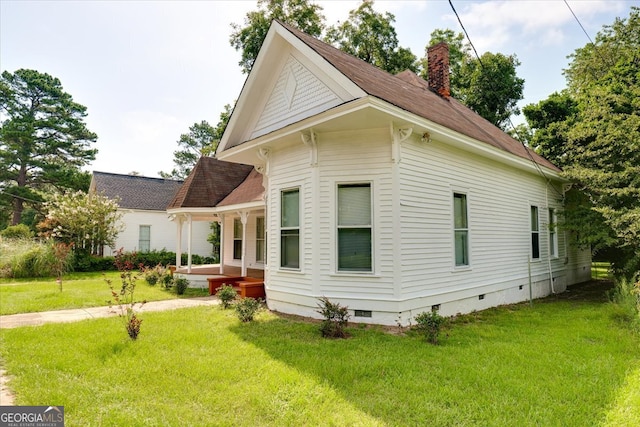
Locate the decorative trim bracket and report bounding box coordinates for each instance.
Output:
[301,129,318,167]
[390,124,413,163]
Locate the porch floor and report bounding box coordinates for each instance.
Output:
[174,264,264,279]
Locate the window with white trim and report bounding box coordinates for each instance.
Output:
[256,216,265,263]
[453,193,469,266]
[233,218,242,260]
[139,225,150,253]
[531,206,540,259]
[337,183,372,272]
[548,208,558,257]
[281,188,300,269]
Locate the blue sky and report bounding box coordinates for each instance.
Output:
[1,0,636,177]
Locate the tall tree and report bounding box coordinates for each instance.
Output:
[325,0,417,74]
[230,0,325,74]
[455,52,524,130]
[525,7,640,274]
[0,69,97,225]
[160,105,232,180]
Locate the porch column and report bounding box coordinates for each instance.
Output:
[239,211,249,277]
[219,214,225,275]
[175,215,183,268]
[187,214,193,273]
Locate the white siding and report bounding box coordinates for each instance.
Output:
[252,54,341,140]
[106,210,212,257]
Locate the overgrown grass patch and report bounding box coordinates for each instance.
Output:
[0,272,208,315]
[1,292,638,426]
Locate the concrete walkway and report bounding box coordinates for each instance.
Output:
[0,296,220,329]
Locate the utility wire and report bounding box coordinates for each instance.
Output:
[447,0,564,198]
[563,0,595,45]
[0,189,43,204]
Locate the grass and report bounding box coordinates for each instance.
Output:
[1,281,638,426]
[0,272,209,315]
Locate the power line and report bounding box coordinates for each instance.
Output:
[563,0,595,45]
[447,0,564,198]
[0,190,44,204]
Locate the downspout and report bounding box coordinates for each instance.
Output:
[546,185,555,294]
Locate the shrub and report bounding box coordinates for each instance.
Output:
[160,270,174,290]
[216,284,237,309]
[316,297,350,338]
[174,277,190,295]
[414,310,446,344]
[0,238,73,279]
[105,249,145,340]
[235,297,262,322]
[0,224,33,240]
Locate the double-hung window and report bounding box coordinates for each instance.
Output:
[281,188,300,269]
[256,216,265,263]
[531,206,540,259]
[548,208,557,258]
[453,193,469,266]
[139,225,150,253]
[337,183,372,272]
[233,218,242,260]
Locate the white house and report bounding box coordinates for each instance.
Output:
[89,172,212,257]
[180,21,591,325]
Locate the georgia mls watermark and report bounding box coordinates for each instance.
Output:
[0,406,64,427]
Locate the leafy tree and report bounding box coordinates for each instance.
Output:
[325,0,417,74]
[525,7,640,275]
[522,91,577,167]
[38,190,123,256]
[160,105,232,180]
[455,52,524,130]
[230,0,325,74]
[0,69,97,226]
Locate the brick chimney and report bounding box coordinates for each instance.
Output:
[427,42,450,98]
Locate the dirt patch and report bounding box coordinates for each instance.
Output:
[551,279,614,303]
[0,367,15,405]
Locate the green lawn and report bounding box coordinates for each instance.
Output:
[1,281,638,426]
[0,272,208,315]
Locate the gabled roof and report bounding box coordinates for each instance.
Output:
[90,172,183,211]
[217,169,264,207]
[221,20,559,173]
[167,157,254,209]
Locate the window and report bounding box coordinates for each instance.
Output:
[531,206,540,259]
[281,189,300,269]
[549,208,557,257]
[139,225,150,253]
[337,183,372,272]
[453,193,469,266]
[233,218,242,260]
[256,216,265,263]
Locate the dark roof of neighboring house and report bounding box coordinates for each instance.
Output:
[168,157,255,209]
[267,21,559,172]
[91,172,184,211]
[217,168,264,207]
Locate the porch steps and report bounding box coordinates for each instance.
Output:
[207,276,266,299]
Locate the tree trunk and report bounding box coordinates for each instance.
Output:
[11,164,28,225]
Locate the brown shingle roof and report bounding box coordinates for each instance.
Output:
[168,157,254,209]
[267,21,560,172]
[217,169,265,207]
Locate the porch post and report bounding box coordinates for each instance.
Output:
[187,214,193,273]
[219,214,225,275]
[175,215,183,268]
[239,211,249,277]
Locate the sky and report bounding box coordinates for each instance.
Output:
[1,0,637,178]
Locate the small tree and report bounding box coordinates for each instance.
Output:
[105,249,145,340]
[39,190,123,256]
[51,242,73,291]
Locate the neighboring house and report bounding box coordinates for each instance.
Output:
[178,20,591,325]
[89,171,212,257]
